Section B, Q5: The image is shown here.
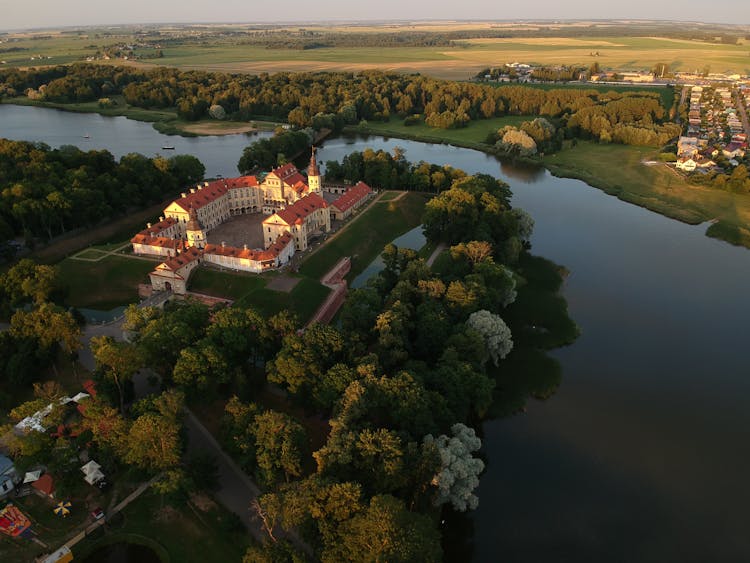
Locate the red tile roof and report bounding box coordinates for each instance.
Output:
[130,235,183,250]
[32,474,55,496]
[162,247,202,271]
[204,232,293,262]
[172,176,259,211]
[134,217,177,237]
[271,193,327,226]
[331,181,373,213]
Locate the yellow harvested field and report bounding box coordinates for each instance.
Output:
[177,122,259,135]
[462,38,628,47]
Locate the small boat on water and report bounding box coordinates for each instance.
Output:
[161,145,175,150]
[83,133,90,139]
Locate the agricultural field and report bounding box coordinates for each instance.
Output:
[2,29,749,79]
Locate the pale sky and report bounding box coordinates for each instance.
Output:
[1,0,748,30]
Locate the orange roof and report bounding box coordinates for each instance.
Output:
[130,235,183,250]
[162,247,202,271]
[134,217,177,237]
[331,181,373,213]
[32,474,55,496]
[270,193,327,226]
[82,380,97,397]
[172,176,259,212]
[268,164,307,189]
[204,232,293,262]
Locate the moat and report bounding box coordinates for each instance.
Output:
[3,104,750,562]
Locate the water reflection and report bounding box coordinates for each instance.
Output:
[4,105,750,561]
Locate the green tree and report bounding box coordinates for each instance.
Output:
[254,410,308,486]
[91,336,142,414]
[324,495,441,562]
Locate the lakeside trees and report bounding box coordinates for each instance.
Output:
[0,139,205,243]
[0,65,673,150]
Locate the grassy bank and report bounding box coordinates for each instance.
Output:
[355,115,533,146]
[189,269,330,323]
[2,97,266,138]
[57,255,157,309]
[543,142,750,241]
[299,191,431,280]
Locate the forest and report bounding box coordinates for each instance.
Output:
[0,138,205,244]
[0,150,576,559]
[0,65,676,148]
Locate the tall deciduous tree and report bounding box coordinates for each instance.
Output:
[91,336,141,414]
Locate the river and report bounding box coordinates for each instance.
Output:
[2,105,750,562]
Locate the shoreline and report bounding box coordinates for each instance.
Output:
[0,98,282,137]
[3,100,747,249]
[346,124,750,249]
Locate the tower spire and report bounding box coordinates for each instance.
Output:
[307,146,321,193]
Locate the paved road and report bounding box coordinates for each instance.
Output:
[733,89,750,137]
[183,408,266,541]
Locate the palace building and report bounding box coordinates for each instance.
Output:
[131,148,373,294]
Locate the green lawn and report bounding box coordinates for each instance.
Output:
[543,142,750,235]
[57,255,157,310]
[358,115,532,147]
[299,192,431,280]
[189,268,267,301]
[190,269,330,323]
[235,278,331,322]
[71,491,251,563]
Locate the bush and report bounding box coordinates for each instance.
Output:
[403,114,422,126]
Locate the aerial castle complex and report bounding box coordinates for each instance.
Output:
[130,149,372,294]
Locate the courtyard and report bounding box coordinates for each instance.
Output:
[205,212,266,249]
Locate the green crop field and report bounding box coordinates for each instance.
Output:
[3,32,748,79]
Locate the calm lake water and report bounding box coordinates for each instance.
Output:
[0,103,273,178]
[3,105,750,562]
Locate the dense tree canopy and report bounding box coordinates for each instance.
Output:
[0,138,204,242]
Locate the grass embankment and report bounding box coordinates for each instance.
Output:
[489,253,579,417]
[354,115,532,148]
[299,191,431,281]
[57,254,156,310]
[71,491,250,563]
[189,269,330,323]
[544,142,750,240]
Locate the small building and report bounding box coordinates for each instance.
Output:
[329,181,374,221]
[676,157,697,172]
[148,246,203,294]
[31,473,56,499]
[723,142,746,159]
[0,455,19,499]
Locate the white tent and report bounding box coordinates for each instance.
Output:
[83,469,105,485]
[23,470,42,484]
[80,460,101,475]
[81,461,104,485]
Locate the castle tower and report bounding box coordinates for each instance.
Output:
[307,146,321,193]
[185,206,206,248]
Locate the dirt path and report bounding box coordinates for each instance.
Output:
[426,242,447,267]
